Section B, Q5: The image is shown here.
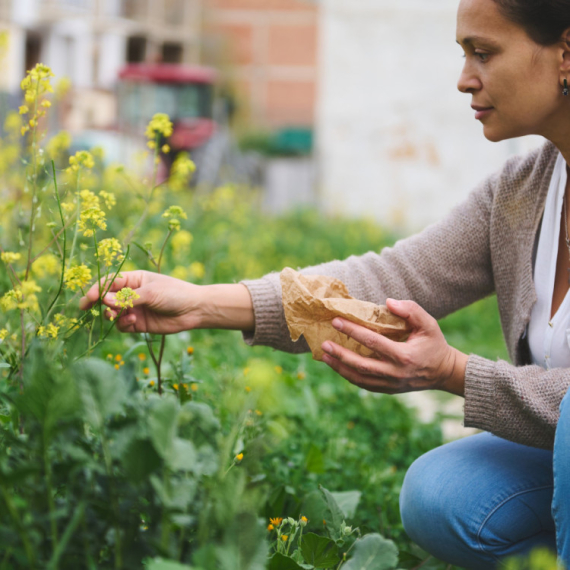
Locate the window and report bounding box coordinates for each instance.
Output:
[126,36,147,63]
[161,42,183,64]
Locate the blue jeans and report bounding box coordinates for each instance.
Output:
[399,389,570,569]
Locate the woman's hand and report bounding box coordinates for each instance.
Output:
[79,270,255,334]
[320,299,468,396]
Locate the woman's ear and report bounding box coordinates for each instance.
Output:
[559,28,570,78]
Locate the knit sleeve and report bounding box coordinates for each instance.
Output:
[241,170,498,353]
[464,354,570,450]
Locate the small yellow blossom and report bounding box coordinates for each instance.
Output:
[275,366,283,374]
[46,131,72,159]
[138,353,146,361]
[143,367,150,375]
[168,152,196,191]
[1,251,21,264]
[255,410,262,416]
[120,361,125,366]
[161,144,170,154]
[107,354,113,360]
[0,329,8,341]
[64,265,92,291]
[115,355,122,362]
[41,100,51,108]
[187,346,194,355]
[173,383,179,391]
[78,207,107,236]
[32,254,60,278]
[114,364,120,370]
[267,524,274,531]
[300,516,308,526]
[245,386,251,393]
[99,190,116,210]
[97,238,123,267]
[19,105,29,115]
[243,367,250,376]
[69,150,95,171]
[235,453,244,462]
[80,189,100,210]
[190,383,198,392]
[171,230,193,254]
[162,205,187,220]
[270,518,283,526]
[297,372,306,380]
[282,535,288,542]
[38,323,59,339]
[114,287,140,310]
[149,380,155,387]
[145,113,173,140]
[182,383,188,390]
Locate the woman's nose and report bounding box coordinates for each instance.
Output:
[457,62,482,94]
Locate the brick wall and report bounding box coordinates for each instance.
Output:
[204,0,318,129]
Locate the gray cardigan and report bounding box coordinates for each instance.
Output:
[242,141,568,450]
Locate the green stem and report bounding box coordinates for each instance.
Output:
[92,233,103,341]
[43,434,59,554]
[45,161,67,323]
[67,170,81,268]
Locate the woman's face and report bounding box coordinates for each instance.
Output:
[456,0,566,142]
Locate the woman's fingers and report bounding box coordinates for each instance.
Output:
[331,318,403,362]
[79,271,145,310]
[322,353,400,394]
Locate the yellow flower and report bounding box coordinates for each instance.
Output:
[267,524,274,531]
[297,372,306,380]
[161,144,170,154]
[115,354,122,361]
[300,516,308,526]
[138,353,146,361]
[149,380,155,387]
[78,206,107,236]
[0,290,22,312]
[186,346,194,355]
[19,105,28,115]
[189,262,205,280]
[143,367,150,375]
[170,266,189,281]
[168,219,181,232]
[97,238,123,267]
[1,251,21,264]
[275,366,283,374]
[0,329,8,341]
[282,535,288,542]
[182,383,188,390]
[270,518,283,526]
[41,100,51,108]
[168,152,196,191]
[99,190,116,210]
[38,323,59,339]
[235,453,244,462]
[64,264,92,291]
[79,189,100,210]
[255,410,262,416]
[145,113,173,140]
[173,383,179,391]
[245,386,251,393]
[32,254,60,278]
[162,205,187,220]
[68,150,95,172]
[46,131,72,159]
[190,383,198,392]
[114,363,120,370]
[107,354,113,360]
[114,287,140,309]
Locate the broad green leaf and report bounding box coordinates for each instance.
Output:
[305,444,324,474]
[217,512,268,570]
[0,362,10,368]
[267,553,305,570]
[319,486,345,538]
[300,532,340,568]
[75,358,128,428]
[169,438,197,471]
[146,558,194,570]
[148,396,179,460]
[121,438,161,483]
[342,534,399,570]
[330,490,361,519]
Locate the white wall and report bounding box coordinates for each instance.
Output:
[316,0,543,233]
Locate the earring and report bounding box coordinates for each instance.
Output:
[564,78,569,96]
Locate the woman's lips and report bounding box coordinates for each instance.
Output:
[472,106,494,120]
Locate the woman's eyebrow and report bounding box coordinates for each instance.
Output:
[457,35,501,49]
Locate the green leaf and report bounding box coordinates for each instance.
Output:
[300,532,340,568]
[319,486,345,539]
[305,444,324,474]
[330,491,361,520]
[148,396,179,461]
[0,362,10,368]
[146,558,194,570]
[121,438,161,483]
[217,512,268,570]
[267,553,305,570]
[342,534,399,570]
[170,437,198,471]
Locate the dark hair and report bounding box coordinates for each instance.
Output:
[492,0,570,45]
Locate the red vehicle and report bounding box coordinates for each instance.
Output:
[117,64,217,160]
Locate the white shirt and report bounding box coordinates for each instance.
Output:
[528,152,570,370]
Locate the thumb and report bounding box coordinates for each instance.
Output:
[386,298,433,330]
[102,286,149,310]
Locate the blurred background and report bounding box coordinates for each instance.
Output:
[0,0,545,233]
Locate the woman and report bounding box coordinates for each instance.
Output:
[81,0,570,566]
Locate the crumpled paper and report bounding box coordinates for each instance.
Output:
[280,267,410,361]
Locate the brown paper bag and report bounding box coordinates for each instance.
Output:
[280,267,410,361]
